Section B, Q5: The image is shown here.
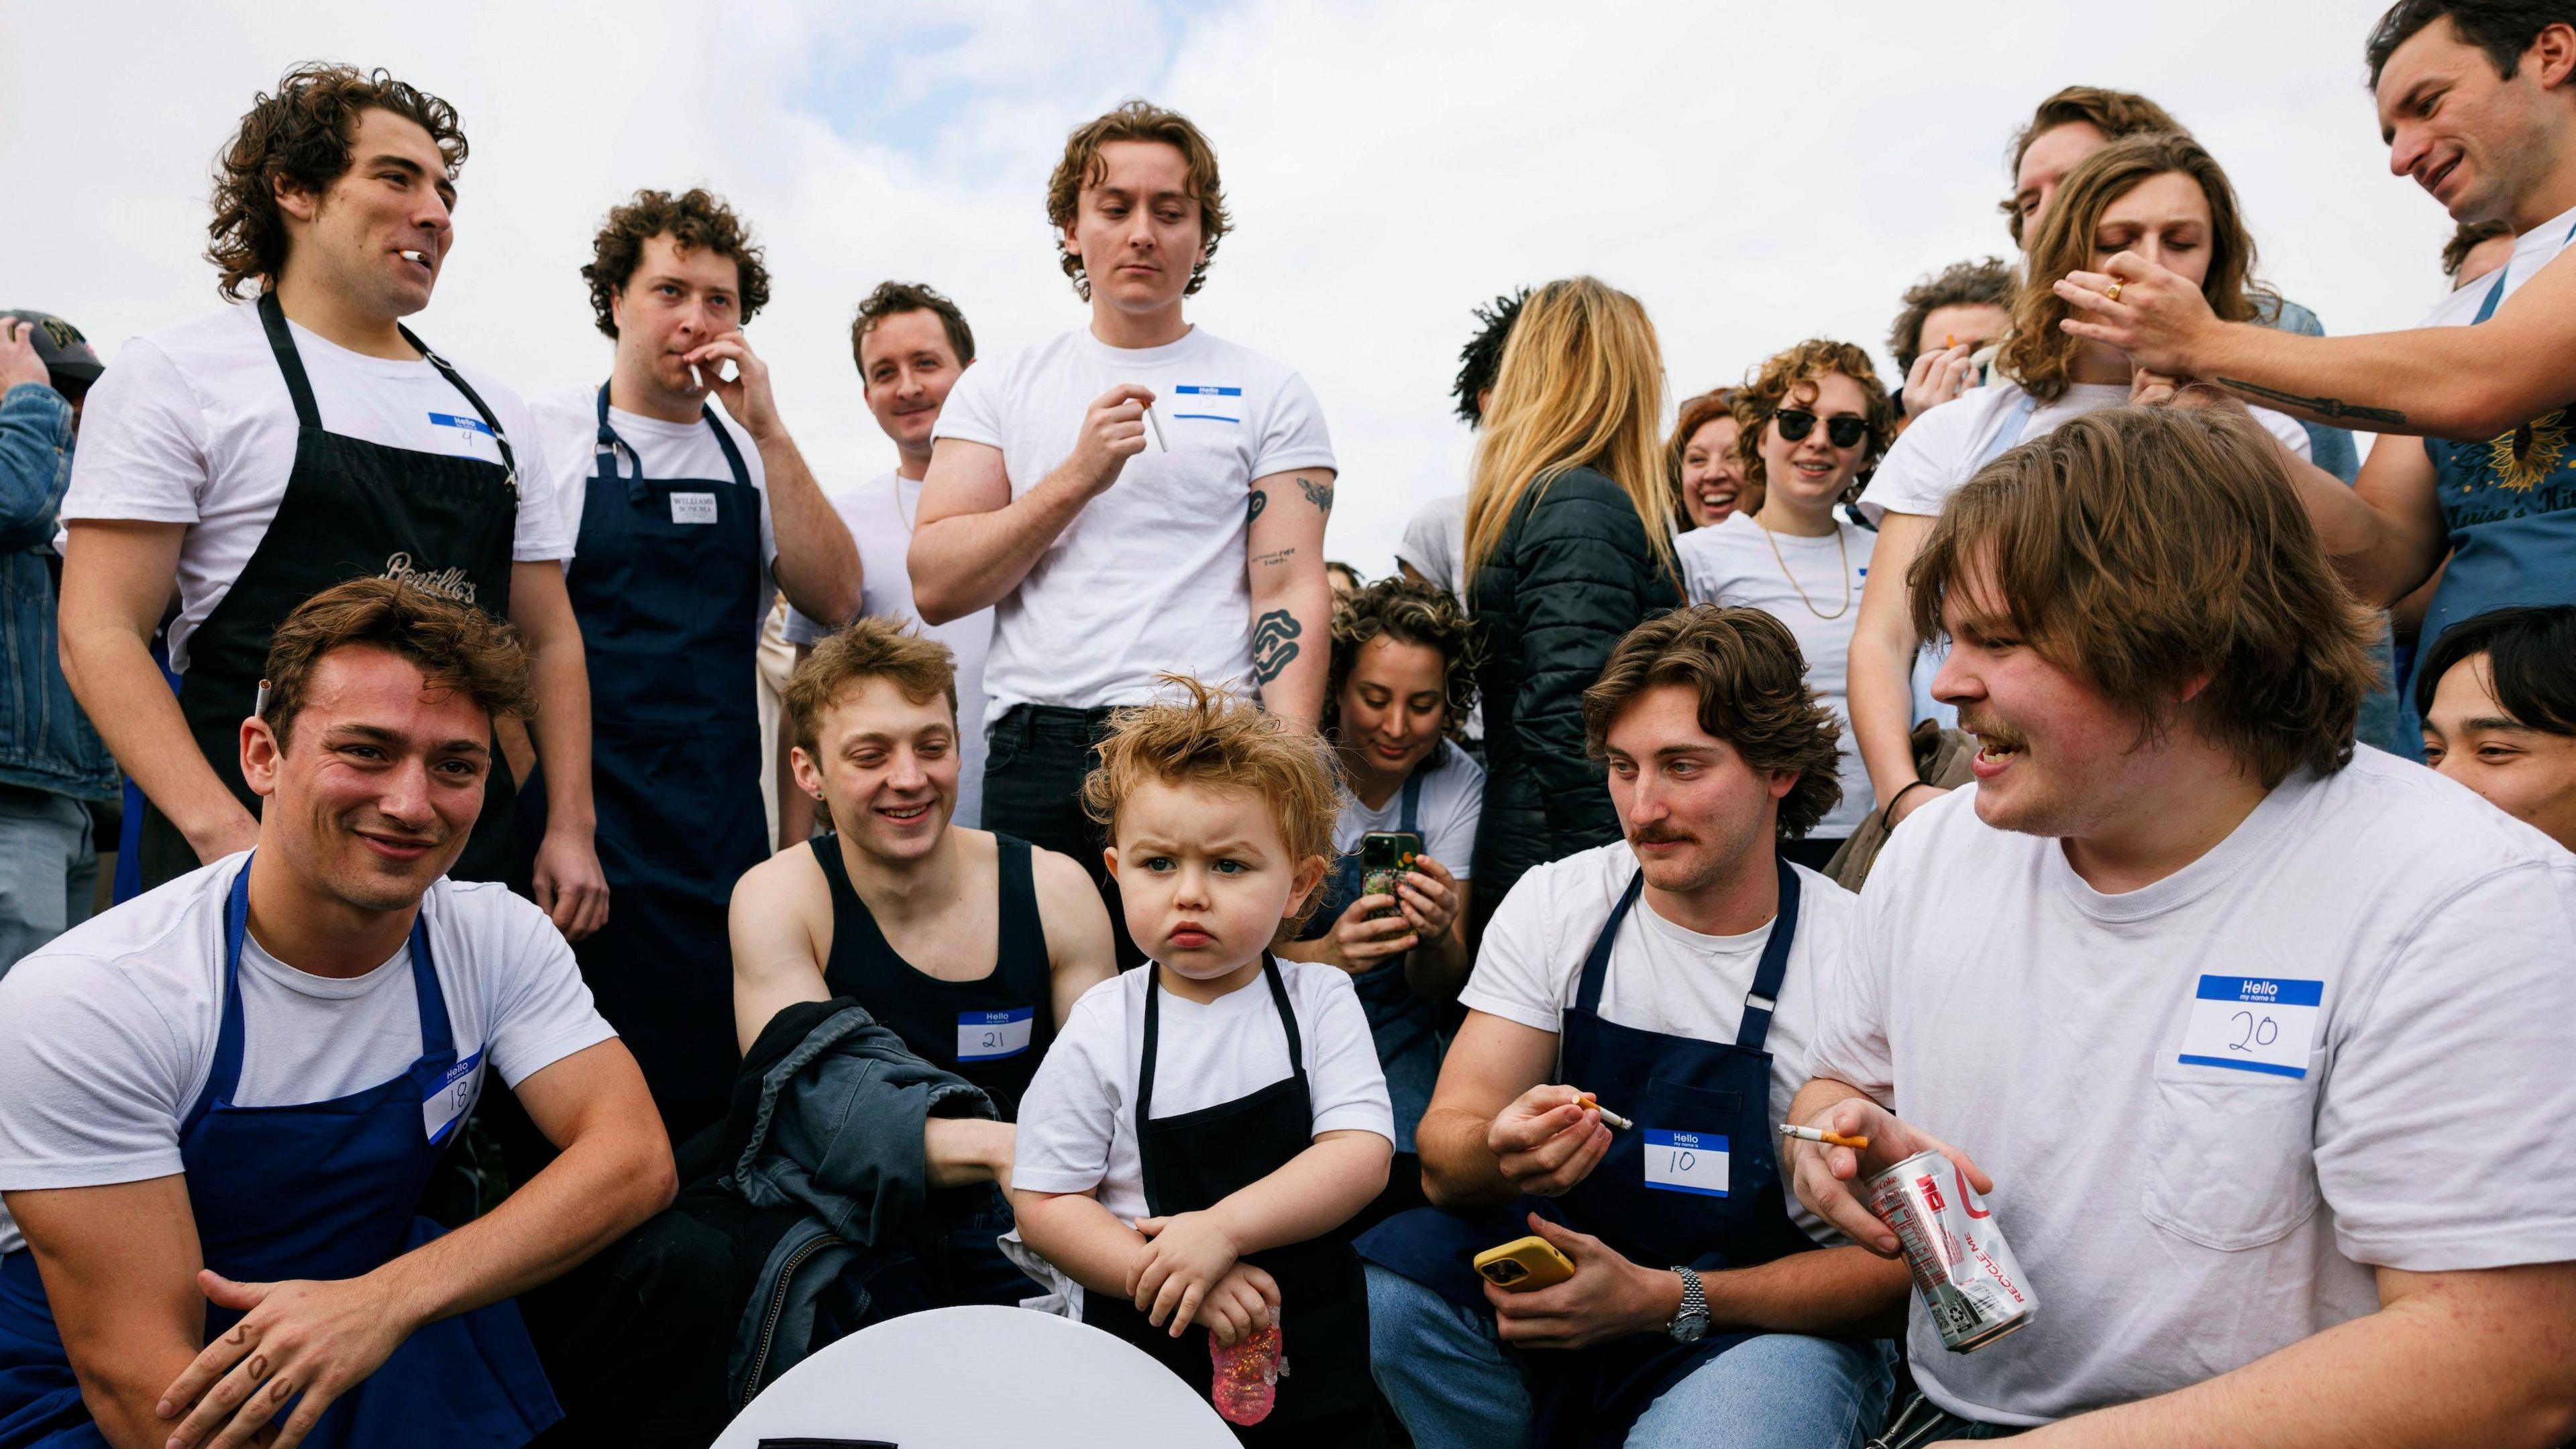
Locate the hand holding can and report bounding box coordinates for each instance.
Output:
[1783,1095,1991,1256]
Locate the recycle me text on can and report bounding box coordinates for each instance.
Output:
[1864,1148,2035,1352]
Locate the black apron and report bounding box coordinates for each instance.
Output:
[1081,958,1381,1445]
[1356,860,1816,1448]
[139,292,521,888]
[524,384,768,1136]
[814,831,1054,1120]
[1295,772,1442,1153]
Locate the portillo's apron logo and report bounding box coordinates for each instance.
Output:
[380,551,478,605]
[2481,408,2571,493]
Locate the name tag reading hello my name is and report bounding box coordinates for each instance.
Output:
[669,492,719,525]
[423,1049,484,1146]
[2177,975,2324,1079]
[957,1008,1035,1063]
[1644,1128,1730,1197]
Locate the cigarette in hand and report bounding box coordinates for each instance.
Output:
[1779,1123,1869,1150]
[1576,1094,1633,1131]
[1145,405,1168,452]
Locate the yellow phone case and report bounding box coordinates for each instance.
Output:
[1472,1236,1576,1291]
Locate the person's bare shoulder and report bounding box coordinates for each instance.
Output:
[730,840,835,957]
[1026,842,1116,968]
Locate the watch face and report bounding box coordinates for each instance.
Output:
[1671,1315,1709,1343]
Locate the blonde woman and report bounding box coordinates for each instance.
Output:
[1678,340,1894,866]
[1845,132,2320,830]
[1463,276,1681,912]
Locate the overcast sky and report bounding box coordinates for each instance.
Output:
[7,0,2446,576]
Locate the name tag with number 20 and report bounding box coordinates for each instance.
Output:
[2177,975,2323,1079]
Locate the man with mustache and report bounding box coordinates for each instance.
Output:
[1360,605,1907,1449]
[0,578,674,1449]
[56,64,606,934]
[1787,407,2576,1444]
[524,188,857,1140]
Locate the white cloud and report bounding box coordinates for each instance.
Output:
[5,0,2446,578]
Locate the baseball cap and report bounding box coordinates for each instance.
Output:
[3,311,104,389]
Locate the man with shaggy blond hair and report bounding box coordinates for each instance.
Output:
[908,101,1338,961]
[1790,405,2576,1444]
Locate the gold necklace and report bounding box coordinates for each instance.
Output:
[1757,514,1851,621]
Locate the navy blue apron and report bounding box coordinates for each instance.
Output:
[529,384,769,1136]
[2408,220,2576,743]
[1355,860,1815,1449]
[0,857,558,1448]
[1295,772,1442,1153]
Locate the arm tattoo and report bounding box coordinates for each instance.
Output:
[2213,377,2407,427]
[1253,547,1298,568]
[1247,489,1268,525]
[1297,474,1334,514]
[1250,608,1303,686]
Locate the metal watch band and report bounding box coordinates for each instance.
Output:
[1666,1266,1708,1338]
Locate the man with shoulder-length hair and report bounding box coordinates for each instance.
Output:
[1360,604,1906,1449]
[1788,406,2576,1444]
[0,578,673,1449]
[908,99,1337,950]
[56,64,605,930]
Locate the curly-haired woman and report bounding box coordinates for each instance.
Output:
[1846,132,2321,832]
[1277,578,1484,1171]
[1668,387,1756,531]
[1677,340,1892,865]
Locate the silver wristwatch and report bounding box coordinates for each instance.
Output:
[1664,1266,1709,1343]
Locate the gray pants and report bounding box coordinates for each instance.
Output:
[0,786,97,975]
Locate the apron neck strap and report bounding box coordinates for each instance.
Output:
[594,383,756,494]
[1732,857,1801,1053]
[1136,953,1299,1126]
[1572,871,1646,1015]
[1972,391,2041,471]
[1398,767,1424,836]
[186,855,453,1135]
[255,290,323,431]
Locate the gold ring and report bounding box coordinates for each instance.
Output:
[2104,281,2125,303]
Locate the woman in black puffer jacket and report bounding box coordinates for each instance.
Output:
[1464,277,1682,918]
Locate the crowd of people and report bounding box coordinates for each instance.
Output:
[3,1,2576,1446]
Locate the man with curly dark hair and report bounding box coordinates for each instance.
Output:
[1397,288,1529,597]
[56,63,608,933]
[1885,257,2013,425]
[909,100,1336,961]
[1360,603,1903,1449]
[522,187,856,1137]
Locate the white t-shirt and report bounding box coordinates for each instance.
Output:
[1806,750,2576,1426]
[1397,492,1468,598]
[0,855,614,1256]
[1460,843,1856,1243]
[526,388,778,582]
[2418,200,2576,328]
[1677,514,1878,837]
[784,471,994,830]
[60,304,570,671]
[1012,957,1393,1224]
[932,326,1336,726]
[1858,381,2313,525]
[1337,739,1481,878]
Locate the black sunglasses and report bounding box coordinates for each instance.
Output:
[1773,409,1868,449]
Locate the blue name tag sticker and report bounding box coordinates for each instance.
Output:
[2176,975,2324,1079]
[1642,1128,1730,1197]
[427,411,494,437]
[1168,384,1243,423]
[422,1049,484,1146]
[957,1007,1035,1063]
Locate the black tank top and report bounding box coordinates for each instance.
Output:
[812,833,1054,1119]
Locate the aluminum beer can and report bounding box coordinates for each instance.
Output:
[1864,1148,2035,1352]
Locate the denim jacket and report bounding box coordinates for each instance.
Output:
[1,383,116,800]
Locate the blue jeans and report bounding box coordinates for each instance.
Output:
[1365,1263,1896,1449]
[0,786,95,974]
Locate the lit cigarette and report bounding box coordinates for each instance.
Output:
[1779,1124,1870,1150]
[400,249,429,266]
[1576,1095,1633,1131]
[1144,405,1167,452]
